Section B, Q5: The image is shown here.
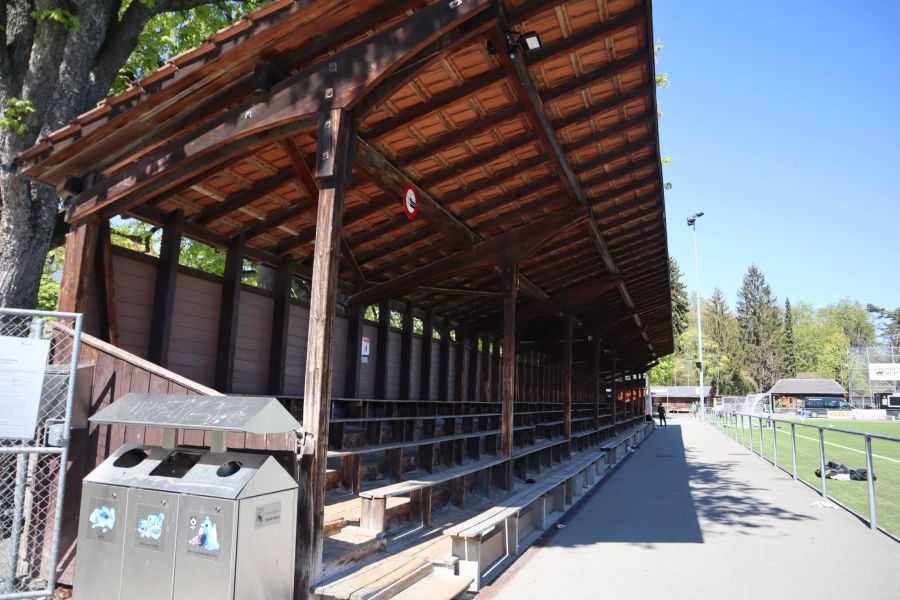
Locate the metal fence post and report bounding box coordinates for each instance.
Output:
[818,427,827,497]
[864,435,877,530]
[790,422,798,480]
[772,417,778,469]
[758,416,764,459]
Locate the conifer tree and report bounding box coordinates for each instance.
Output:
[736,265,782,390]
[782,298,797,377]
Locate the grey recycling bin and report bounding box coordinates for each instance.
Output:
[73,394,301,600]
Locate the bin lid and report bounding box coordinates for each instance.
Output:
[89,393,302,434]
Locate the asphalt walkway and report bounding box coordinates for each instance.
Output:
[480,416,900,600]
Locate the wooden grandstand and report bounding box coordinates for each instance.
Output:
[17,0,673,597]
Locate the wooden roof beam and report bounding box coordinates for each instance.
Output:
[348,208,582,306]
[493,8,655,340]
[364,5,647,140]
[354,138,479,247]
[63,0,491,223]
[191,168,297,225]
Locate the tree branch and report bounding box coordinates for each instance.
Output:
[87,0,215,102]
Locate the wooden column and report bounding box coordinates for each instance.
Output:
[500,263,518,489]
[399,302,414,400]
[481,336,491,402]
[344,305,365,398]
[374,299,390,399]
[298,108,356,596]
[592,339,601,429]
[420,312,433,400]
[148,209,184,367]
[438,318,451,402]
[58,216,100,314]
[93,221,119,345]
[491,334,501,403]
[455,331,467,402]
[467,334,479,402]
[268,258,293,394]
[214,235,244,393]
[611,355,618,431]
[563,311,573,440]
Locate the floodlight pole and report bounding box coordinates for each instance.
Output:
[689,212,706,421]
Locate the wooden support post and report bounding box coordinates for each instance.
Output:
[439,318,451,402]
[214,235,244,393]
[298,108,357,597]
[148,209,183,367]
[93,220,119,345]
[492,335,501,404]
[344,305,365,398]
[268,258,293,395]
[611,355,618,432]
[467,334,479,403]
[420,312,434,401]
[375,299,390,399]
[399,302,414,400]
[591,344,603,429]
[455,331,467,402]
[58,216,100,314]
[481,336,491,403]
[501,263,518,489]
[563,311,573,440]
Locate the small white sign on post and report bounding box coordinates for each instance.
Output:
[0,335,51,439]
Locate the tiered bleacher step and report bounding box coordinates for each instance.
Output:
[313,409,654,600]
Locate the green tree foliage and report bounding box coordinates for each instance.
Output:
[866,304,900,347]
[792,301,849,385]
[37,246,65,310]
[819,298,876,348]
[669,258,690,341]
[704,288,750,394]
[114,1,270,92]
[782,298,797,378]
[736,265,782,391]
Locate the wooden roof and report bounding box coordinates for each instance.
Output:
[17,0,673,367]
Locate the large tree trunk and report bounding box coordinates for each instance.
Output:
[0,166,57,308]
[0,0,214,309]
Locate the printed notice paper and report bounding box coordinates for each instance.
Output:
[0,335,51,439]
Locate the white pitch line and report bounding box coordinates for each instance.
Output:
[785,430,900,465]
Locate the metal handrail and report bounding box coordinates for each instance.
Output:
[708,409,898,536]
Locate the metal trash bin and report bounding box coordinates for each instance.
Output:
[73,394,301,600]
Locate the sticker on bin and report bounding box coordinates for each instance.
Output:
[255,501,281,529]
[87,499,118,543]
[186,514,221,559]
[135,505,168,552]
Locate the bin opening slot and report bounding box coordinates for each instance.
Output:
[149,450,203,479]
[113,448,149,468]
[216,460,242,477]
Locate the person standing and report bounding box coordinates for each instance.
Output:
[690,401,697,419]
[657,404,667,428]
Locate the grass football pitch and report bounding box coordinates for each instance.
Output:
[717,416,900,538]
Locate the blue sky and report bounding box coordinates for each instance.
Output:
[653,0,900,312]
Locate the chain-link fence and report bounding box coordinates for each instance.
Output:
[0,309,82,599]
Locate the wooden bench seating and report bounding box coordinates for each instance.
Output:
[359,455,508,532]
[599,421,653,464]
[329,424,536,493]
[443,449,608,592]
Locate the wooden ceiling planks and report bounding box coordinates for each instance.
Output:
[18,0,672,366]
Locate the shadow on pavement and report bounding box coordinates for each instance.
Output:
[536,423,812,547]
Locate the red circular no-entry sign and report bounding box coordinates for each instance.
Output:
[403,183,418,220]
